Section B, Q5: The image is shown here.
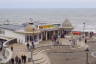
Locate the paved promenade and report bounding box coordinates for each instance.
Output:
[7,37,90,64]
[8,43,51,64]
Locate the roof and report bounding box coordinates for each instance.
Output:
[62,19,73,29]
[15,23,41,34]
[25,24,37,32]
[0,24,24,31]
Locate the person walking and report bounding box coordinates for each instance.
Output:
[85,38,87,43]
[21,55,24,63]
[31,41,35,49]
[72,39,76,47]
[18,58,21,64]
[26,43,30,50]
[23,55,27,64]
[11,46,13,51]
[11,58,14,64]
[15,56,19,64]
[53,35,57,46]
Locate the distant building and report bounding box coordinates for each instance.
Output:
[0,19,74,45]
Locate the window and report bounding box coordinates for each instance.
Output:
[25,35,29,42]
[39,34,41,40]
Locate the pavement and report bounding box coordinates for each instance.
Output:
[8,43,35,64]
[46,36,96,64]
[7,37,89,64]
[8,43,51,64]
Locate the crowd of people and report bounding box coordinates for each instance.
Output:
[10,55,27,64]
[51,31,95,47]
[51,33,59,45]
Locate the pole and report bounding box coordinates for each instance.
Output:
[83,22,86,45]
[31,29,35,64]
[85,48,89,64]
[83,22,85,38]
[86,52,89,64]
[33,29,35,49]
[83,22,85,33]
[31,49,35,64]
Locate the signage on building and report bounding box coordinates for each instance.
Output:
[39,24,60,29]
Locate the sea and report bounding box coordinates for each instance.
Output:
[0,8,96,32]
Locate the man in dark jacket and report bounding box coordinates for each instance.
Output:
[15,56,19,64]
[11,58,14,64]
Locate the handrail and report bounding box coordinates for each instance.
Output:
[32,45,72,55]
[32,44,89,55]
[3,38,17,47]
[1,48,12,63]
[0,38,17,63]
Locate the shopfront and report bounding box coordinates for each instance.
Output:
[39,24,61,40]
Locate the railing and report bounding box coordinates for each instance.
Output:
[32,45,73,55]
[3,38,17,47]
[31,45,86,64]
[0,38,17,63]
[2,48,12,63]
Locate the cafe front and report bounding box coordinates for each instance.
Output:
[39,24,60,40]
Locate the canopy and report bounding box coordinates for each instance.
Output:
[73,32,81,35]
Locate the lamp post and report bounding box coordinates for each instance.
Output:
[83,22,87,45]
[85,48,89,64]
[83,22,85,31]
[30,28,35,64]
[83,22,86,37]
[30,47,35,64]
[32,28,35,49]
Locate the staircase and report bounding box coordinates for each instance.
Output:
[32,48,51,64]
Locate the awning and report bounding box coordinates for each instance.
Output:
[73,32,81,35]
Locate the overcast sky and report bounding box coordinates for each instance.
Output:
[0,0,96,8]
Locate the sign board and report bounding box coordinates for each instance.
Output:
[39,24,60,29]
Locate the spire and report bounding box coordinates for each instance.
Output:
[62,19,73,29]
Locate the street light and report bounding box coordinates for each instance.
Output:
[85,48,89,64]
[83,22,86,36]
[32,28,35,49]
[30,47,35,64]
[83,22,87,44]
[30,28,35,64]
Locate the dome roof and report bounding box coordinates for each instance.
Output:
[25,24,36,32]
[16,23,41,34]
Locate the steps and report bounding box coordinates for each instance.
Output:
[32,49,51,64]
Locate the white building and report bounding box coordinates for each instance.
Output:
[0,22,42,45]
[0,19,74,45]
